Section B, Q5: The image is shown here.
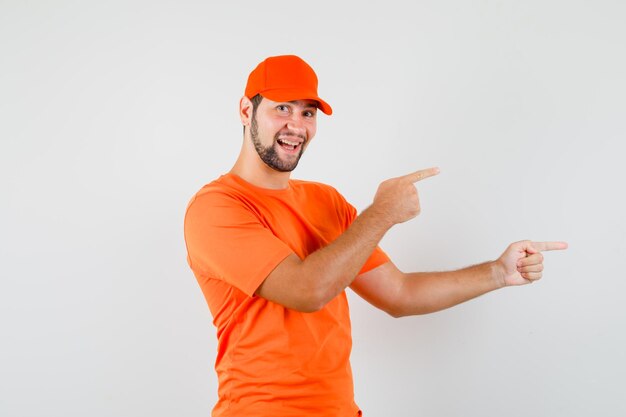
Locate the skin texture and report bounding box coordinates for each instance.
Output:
[231,96,317,190]
[249,98,313,172]
[230,95,568,314]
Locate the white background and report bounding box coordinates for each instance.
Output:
[1,1,625,416]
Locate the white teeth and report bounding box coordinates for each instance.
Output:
[280,138,299,146]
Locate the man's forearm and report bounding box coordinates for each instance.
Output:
[393,261,506,317]
[256,168,439,312]
[295,168,438,310]
[298,205,392,309]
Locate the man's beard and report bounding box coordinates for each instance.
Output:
[250,113,305,173]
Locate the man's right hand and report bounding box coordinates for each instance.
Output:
[371,167,440,226]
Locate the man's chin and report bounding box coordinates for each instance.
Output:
[269,162,299,173]
[271,151,303,172]
[256,143,303,172]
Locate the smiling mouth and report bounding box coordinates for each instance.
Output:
[276,137,303,152]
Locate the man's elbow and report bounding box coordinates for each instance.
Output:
[257,283,330,313]
[293,283,343,313]
[384,305,407,318]
[300,288,332,313]
[280,284,328,313]
[385,304,442,318]
[382,300,435,318]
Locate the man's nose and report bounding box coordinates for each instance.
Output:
[286,116,306,135]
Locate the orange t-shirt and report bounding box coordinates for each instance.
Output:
[184,173,389,417]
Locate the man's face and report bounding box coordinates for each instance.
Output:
[249,98,318,172]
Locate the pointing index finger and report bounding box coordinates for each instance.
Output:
[532,241,569,252]
[402,167,440,183]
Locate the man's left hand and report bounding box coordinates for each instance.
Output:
[496,240,568,286]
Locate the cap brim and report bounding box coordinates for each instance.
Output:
[259,89,333,115]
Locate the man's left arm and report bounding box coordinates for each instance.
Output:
[350,240,568,317]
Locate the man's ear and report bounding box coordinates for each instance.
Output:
[239,96,252,127]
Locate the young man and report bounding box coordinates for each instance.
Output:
[184,55,567,416]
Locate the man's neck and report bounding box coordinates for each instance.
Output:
[230,157,292,190]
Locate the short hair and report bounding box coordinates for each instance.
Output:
[250,94,263,114]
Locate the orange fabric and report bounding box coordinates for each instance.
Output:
[244,55,333,115]
[184,173,389,417]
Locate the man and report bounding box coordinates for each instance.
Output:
[184,55,567,416]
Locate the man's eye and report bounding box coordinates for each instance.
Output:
[277,105,289,112]
[304,111,316,117]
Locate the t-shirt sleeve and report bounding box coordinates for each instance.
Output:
[184,191,294,297]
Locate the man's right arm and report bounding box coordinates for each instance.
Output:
[255,167,440,312]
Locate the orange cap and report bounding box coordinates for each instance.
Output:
[244,55,332,115]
